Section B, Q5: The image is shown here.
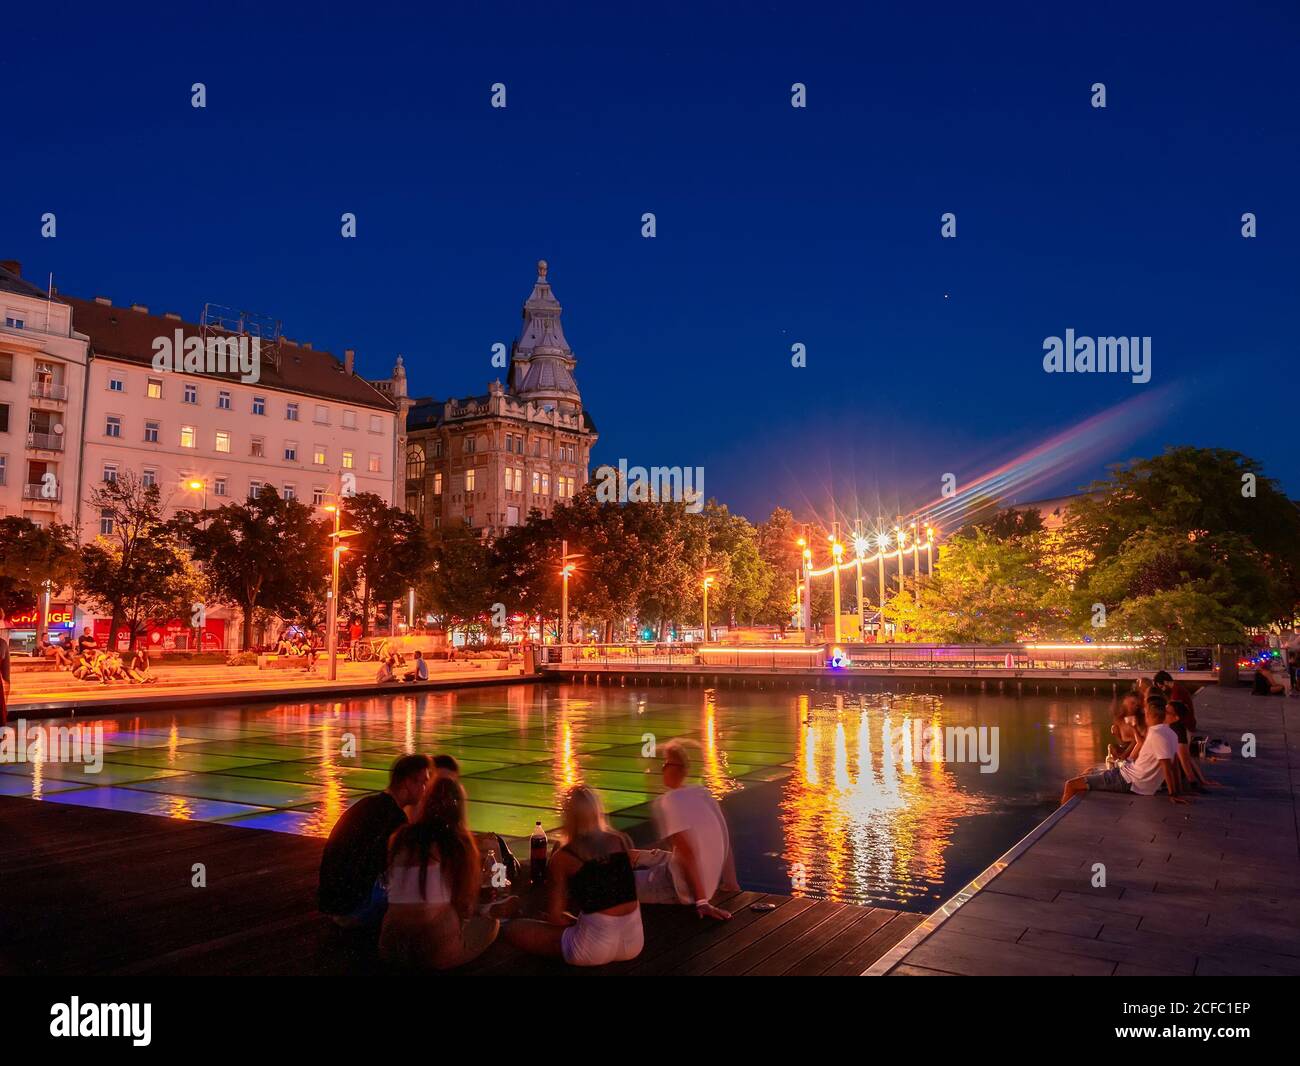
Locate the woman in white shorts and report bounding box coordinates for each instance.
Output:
[503,785,644,967]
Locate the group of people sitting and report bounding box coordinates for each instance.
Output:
[1061,670,1219,806]
[318,739,736,970]
[47,628,157,685]
[274,634,317,658]
[376,649,427,685]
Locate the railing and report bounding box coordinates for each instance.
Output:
[22,483,62,502]
[26,431,64,451]
[30,381,69,401]
[537,642,1204,674]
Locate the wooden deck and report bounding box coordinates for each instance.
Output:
[0,795,921,977]
[874,684,1300,975]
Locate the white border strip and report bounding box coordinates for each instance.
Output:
[861,795,1081,976]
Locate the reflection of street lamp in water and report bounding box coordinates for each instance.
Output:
[701,569,717,644]
[323,502,359,681]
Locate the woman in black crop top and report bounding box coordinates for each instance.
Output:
[502,785,644,966]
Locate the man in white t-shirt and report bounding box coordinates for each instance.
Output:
[632,739,738,921]
[1061,694,1186,806]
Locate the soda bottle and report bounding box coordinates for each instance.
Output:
[530,821,548,885]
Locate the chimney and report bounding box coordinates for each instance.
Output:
[0,260,19,277]
[344,348,355,374]
[131,304,149,313]
[94,296,111,306]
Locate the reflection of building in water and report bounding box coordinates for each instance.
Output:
[780,692,992,906]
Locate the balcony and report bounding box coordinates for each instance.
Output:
[30,381,69,402]
[26,431,65,451]
[23,483,62,503]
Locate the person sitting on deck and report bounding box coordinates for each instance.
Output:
[76,627,98,656]
[1153,670,1197,713]
[1166,699,1215,790]
[53,634,76,669]
[70,651,101,683]
[1252,664,1285,695]
[1107,693,1144,761]
[126,646,157,684]
[318,753,432,928]
[378,776,502,970]
[100,651,129,682]
[629,739,738,921]
[503,784,644,966]
[1061,693,1186,806]
[402,650,428,684]
[375,658,396,684]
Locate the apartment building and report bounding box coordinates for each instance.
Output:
[0,261,89,529]
[404,260,597,537]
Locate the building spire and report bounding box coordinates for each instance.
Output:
[511,258,580,405]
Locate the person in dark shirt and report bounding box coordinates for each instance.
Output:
[76,627,98,656]
[318,753,432,927]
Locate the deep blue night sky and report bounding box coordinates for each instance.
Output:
[5,1,1297,524]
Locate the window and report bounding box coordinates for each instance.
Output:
[368,453,381,473]
[406,444,425,479]
[432,515,442,530]
[465,468,477,492]
[342,450,354,470]
[0,403,8,432]
[507,505,519,526]
[464,437,477,454]
[5,315,24,330]
[249,480,263,500]
[218,390,231,410]
[369,414,381,433]
[252,396,266,416]
[0,455,6,485]
[215,431,231,453]
[183,383,198,404]
[250,437,265,458]
[342,410,357,429]
[314,405,329,424]
[144,421,160,443]
[142,468,157,488]
[284,441,298,462]
[434,472,443,495]
[105,415,122,438]
[313,445,326,466]
[108,373,125,392]
[99,509,115,536]
[432,440,444,458]
[147,378,163,399]
[180,425,196,448]
[102,463,117,483]
[532,471,541,494]
[541,473,550,495]
[0,353,11,380]
[283,484,296,501]
[312,487,325,506]
[286,402,299,421]
[214,477,228,498]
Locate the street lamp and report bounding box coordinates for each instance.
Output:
[911,519,921,604]
[801,545,813,642]
[853,531,870,640]
[560,539,582,652]
[701,568,717,644]
[323,502,359,681]
[876,529,890,641]
[829,535,844,646]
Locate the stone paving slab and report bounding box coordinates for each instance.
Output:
[877,684,1300,976]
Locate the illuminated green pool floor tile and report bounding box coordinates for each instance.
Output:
[0,761,189,786]
[215,760,391,792]
[0,774,97,797]
[474,763,664,794]
[101,749,277,773]
[42,786,274,822]
[125,772,362,808]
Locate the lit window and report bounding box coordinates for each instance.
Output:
[215,431,231,453]
[531,471,540,494]
[313,445,326,465]
[147,378,163,399]
[180,425,196,448]
[465,468,477,491]
[434,472,443,495]
[251,437,265,458]
[342,450,354,470]
[368,453,381,474]
[406,444,425,479]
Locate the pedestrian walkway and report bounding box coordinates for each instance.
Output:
[872,684,1300,975]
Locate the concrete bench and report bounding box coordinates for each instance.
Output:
[256,654,313,671]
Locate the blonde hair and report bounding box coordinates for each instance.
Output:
[561,785,608,843]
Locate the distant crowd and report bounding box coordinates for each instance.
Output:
[318,740,737,970]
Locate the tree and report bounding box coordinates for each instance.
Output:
[175,487,331,649]
[0,517,80,635]
[76,474,184,649]
[422,524,496,636]
[337,493,434,635]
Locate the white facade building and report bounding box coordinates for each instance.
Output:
[0,260,89,528]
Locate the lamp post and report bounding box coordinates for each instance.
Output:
[853,532,869,640]
[925,524,936,575]
[701,568,717,644]
[829,530,844,646]
[876,529,889,641]
[560,539,582,653]
[911,519,921,604]
[895,518,906,595]
[801,545,813,642]
[323,502,359,681]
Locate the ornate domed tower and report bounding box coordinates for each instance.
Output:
[509,260,582,413]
